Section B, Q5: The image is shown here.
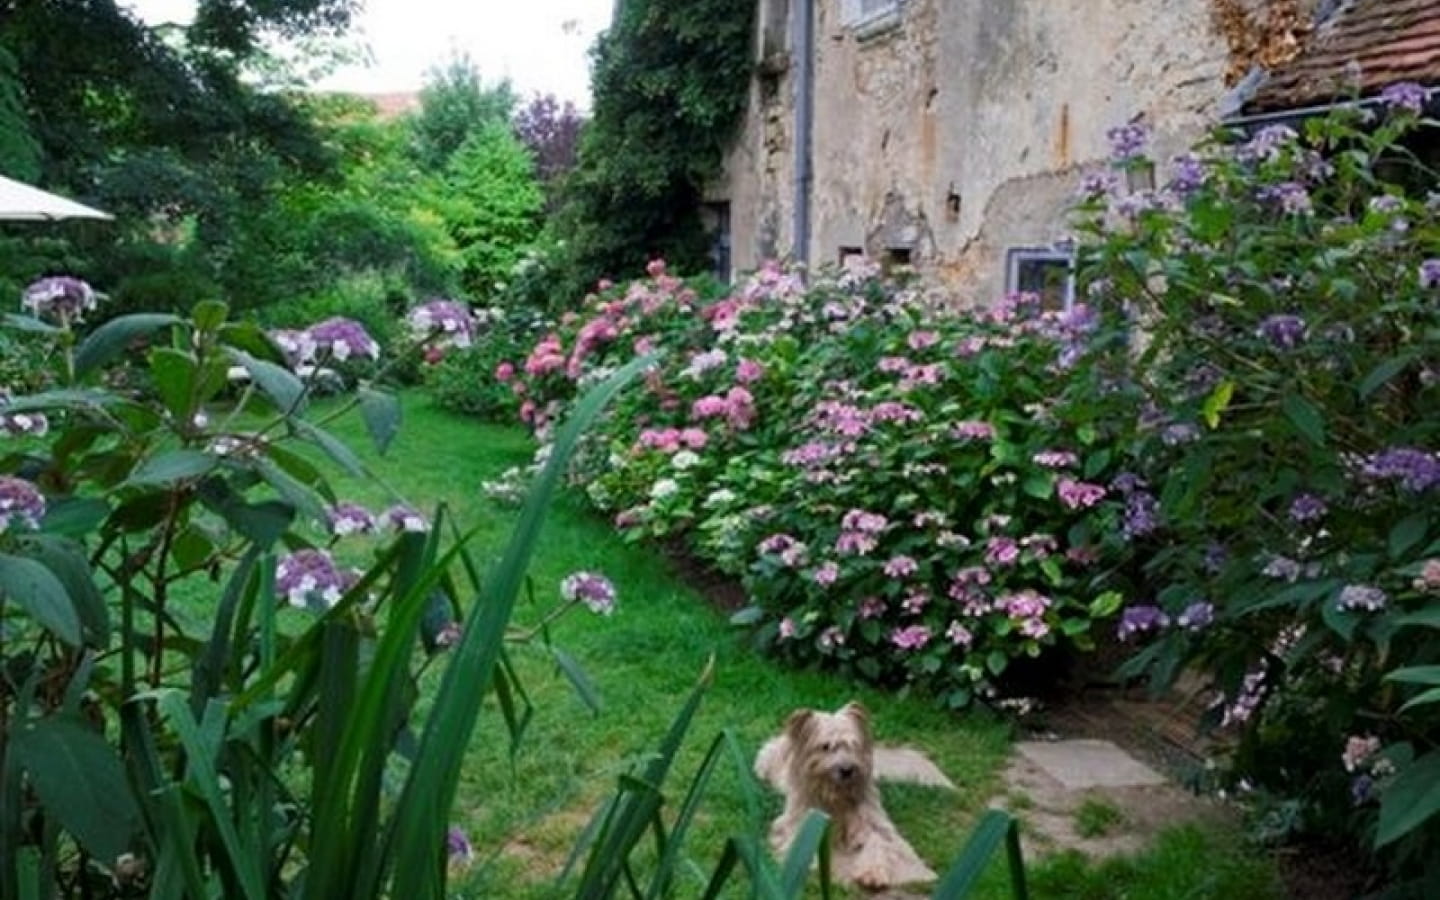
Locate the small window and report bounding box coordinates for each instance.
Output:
[1005,247,1075,312]
[841,0,901,35]
[838,245,865,265]
[883,246,912,273]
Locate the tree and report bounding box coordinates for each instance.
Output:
[409,55,517,171]
[426,122,543,296]
[513,93,584,205]
[554,0,754,294]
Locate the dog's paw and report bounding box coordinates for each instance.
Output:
[851,866,890,891]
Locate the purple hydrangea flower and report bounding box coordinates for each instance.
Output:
[382,504,430,533]
[275,549,357,609]
[1351,774,1375,805]
[21,276,98,322]
[1257,181,1314,215]
[1032,449,1079,469]
[1122,490,1160,539]
[1257,314,1307,348]
[1353,447,1440,492]
[307,317,380,362]
[1336,584,1387,612]
[1420,259,1440,288]
[0,475,46,531]
[1077,170,1120,199]
[325,502,376,536]
[1177,601,1215,631]
[1106,120,1149,161]
[1238,124,1298,163]
[1168,153,1207,195]
[1117,604,1170,640]
[1203,542,1229,574]
[561,571,617,615]
[1289,493,1327,523]
[1379,81,1427,114]
[407,299,477,348]
[951,420,997,441]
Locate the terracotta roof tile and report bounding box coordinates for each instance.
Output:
[1247,0,1440,111]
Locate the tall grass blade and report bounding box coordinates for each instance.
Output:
[643,730,730,899]
[932,809,1027,900]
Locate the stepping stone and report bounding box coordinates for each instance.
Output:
[874,745,956,789]
[1014,738,1166,790]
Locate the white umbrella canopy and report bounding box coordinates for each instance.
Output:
[0,174,112,221]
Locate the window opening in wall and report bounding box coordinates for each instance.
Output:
[838,245,865,265]
[883,246,912,274]
[1005,247,1075,312]
[702,202,732,283]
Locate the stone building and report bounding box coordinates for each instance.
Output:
[705,0,1440,305]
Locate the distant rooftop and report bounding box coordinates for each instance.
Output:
[350,91,423,120]
[1247,0,1440,111]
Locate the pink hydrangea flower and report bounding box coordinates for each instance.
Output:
[736,358,764,384]
[1057,477,1107,509]
[907,330,940,350]
[890,625,932,650]
[883,555,919,578]
[813,561,840,585]
[494,361,515,382]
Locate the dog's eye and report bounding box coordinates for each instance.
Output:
[820,741,832,752]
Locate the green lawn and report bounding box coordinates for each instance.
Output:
[245,391,1280,899]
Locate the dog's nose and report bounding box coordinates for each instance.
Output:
[837,764,856,780]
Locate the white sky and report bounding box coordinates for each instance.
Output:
[125,0,611,107]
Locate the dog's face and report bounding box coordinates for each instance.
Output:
[784,702,874,807]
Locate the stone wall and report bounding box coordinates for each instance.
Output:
[714,0,1235,304]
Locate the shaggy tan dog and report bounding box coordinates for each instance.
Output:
[754,702,937,889]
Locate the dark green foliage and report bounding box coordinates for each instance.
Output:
[555,0,755,293]
[409,55,518,171]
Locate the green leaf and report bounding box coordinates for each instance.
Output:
[1376,750,1440,847]
[17,535,108,644]
[1021,473,1052,500]
[780,810,831,897]
[933,809,1028,899]
[230,349,305,413]
[359,386,402,455]
[10,716,139,861]
[191,300,228,332]
[148,347,196,420]
[0,552,81,645]
[1201,379,1235,428]
[1360,353,1416,400]
[1088,590,1123,618]
[1388,512,1429,559]
[986,650,1008,676]
[127,449,217,486]
[1398,686,1440,713]
[38,496,110,538]
[1385,665,1440,686]
[729,606,764,626]
[552,647,602,714]
[3,312,61,334]
[74,313,180,378]
[1281,392,1326,447]
[1396,607,1440,629]
[293,419,367,478]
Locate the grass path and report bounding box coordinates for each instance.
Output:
[315,393,1010,896]
[298,391,1279,899]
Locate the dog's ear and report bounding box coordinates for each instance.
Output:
[839,701,871,741]
[784,708,816,745]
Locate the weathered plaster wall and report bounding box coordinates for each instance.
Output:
[717,0,1234,304]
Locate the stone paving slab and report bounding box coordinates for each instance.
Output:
[1015,738,1167,790]
[874,746,956,789]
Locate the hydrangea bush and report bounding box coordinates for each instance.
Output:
[1073,92,1440,886]
[506,260,1128,706]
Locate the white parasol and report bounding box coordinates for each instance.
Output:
[0,174,112,221]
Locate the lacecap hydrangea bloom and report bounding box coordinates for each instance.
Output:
[22,276,98,322]
[407,299,477,348]
[307,317,380,361]
[275,549,358,609]
[0,475,46,531]
[560,571,617,615]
